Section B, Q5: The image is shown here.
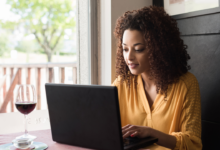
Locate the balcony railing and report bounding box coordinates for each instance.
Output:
[0,63,77,113]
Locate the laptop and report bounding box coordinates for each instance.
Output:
[45,83,158,150]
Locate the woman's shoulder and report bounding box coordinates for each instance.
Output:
[112,76,121,86]
[112,75,128,86]
[112,75,138,88]
[178,72,199,90]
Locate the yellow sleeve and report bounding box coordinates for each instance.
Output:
[171,77,202,150]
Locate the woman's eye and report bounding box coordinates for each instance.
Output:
[123,49,128,52]
[135,49,144,52]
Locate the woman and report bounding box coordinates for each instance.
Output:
[112,6,202,150]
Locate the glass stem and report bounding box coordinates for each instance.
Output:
[24,115,28,136]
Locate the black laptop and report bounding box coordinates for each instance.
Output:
[45,83,158,150]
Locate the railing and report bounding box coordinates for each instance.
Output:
[0,63,77,113]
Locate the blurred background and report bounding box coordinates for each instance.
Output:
[0,0,77,112]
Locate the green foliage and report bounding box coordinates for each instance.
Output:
[0,31,11,57]
[5,0,75,30]
[1,0,76,62]
[15,39,40,53]
[59,51,76,56]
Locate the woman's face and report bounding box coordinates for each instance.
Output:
[122,29,150,75]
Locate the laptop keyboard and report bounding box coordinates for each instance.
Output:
[123,137,141,146]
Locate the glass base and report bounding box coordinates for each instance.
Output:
[12,138,34,149]
[15,134,37,141]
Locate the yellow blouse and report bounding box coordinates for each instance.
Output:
[112,72,202,150]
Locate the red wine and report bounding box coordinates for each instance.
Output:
[15,102,36,115]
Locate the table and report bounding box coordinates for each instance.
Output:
[0,130,170,150]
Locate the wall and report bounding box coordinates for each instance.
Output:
[111,0,152,82]
[77,0,89,84]
[99,0,112,85]
[98,0,152,85]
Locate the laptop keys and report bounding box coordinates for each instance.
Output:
[123,137,141,146]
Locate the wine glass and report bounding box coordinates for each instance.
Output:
[15,84,37,140]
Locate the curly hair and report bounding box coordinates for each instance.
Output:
[114,6,191,97]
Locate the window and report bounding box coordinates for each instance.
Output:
[0,0,77,113]
[0,0,79,134]
[0,0,102,134]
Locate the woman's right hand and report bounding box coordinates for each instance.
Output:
[122,124,153,139]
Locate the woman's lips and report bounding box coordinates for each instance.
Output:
[128,64,139,69]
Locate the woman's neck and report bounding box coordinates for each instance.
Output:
[141,72,156,89]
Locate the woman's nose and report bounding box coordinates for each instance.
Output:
[127,49,134,60]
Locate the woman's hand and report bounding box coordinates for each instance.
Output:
[122,124,152,139]
[122,124,176,149]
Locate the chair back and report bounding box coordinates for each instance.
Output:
[177,13,220,149]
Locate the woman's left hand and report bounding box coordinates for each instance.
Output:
[122,124,152,139]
